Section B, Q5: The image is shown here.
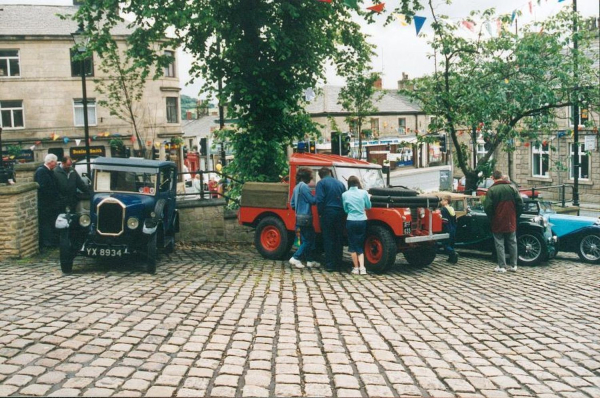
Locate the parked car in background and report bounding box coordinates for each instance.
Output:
[456,176,542,198]
[523,200,600,264]
[438,192,557,266]
[57,157,179,274]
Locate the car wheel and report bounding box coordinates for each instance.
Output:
[403,246,437,267]
[59,229,74,274]
[147,232,157,274]
[255,216,292,260]
[577,233,600,264]
[364,225,396,273]
[517,231,547,266]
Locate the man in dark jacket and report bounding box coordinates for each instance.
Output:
[484,170,524,273]
[316,167,346,272]
[54,155,89,212]
[34,154,60,249]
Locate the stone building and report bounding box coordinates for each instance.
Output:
[0,5,182,164]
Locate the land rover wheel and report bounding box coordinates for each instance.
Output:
[147,232,157,274]
[364,225,397,274]
[517,231,547,266]
[59,230,74,274]
[403,247,436,267]
[577,233,600,264]
[255,217,292,260]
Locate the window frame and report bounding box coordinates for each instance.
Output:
[370,118,379,135]
[73,98,98,127]
[0,100,25,129]
[163,50,176,78]
[166,97,179,124]
[70,49,94,77]
[398,118,407,135]
[0,49,21,78]
[531,143,550,178]
[569,142,590,180]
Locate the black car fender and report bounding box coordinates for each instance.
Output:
[517,221,545,235]
[143,199,167,234]
[558,225,600,251]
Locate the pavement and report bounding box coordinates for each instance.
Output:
[0,245,599,398]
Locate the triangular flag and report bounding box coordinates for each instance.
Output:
[53,133,60,141]
[414,16,426,35]
[395,13,409,26]
[461,20,475,32]
[30,145,36,151]
[511,10,517,22]
[131,135,137,143]
[485,21,493,36]
[75,139,81,146]
[35,141,41,145]
[343,0,358,9]
[528,1,533,13]
[304,87,316,102]
[63,137,70,144]
[558,0,565,2]
[367,3,384,13]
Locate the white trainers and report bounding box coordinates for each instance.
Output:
[306,261,320,268]
[494,266,507,273]
[359,267,367,275]
[351,267,360,275]
[509,266,518,272]
[289,257,304,268]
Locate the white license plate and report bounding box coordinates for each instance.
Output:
[86,247,123,257]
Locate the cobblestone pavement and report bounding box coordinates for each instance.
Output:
[1,245,599,398]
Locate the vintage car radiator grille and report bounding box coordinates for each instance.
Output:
[97,201,124,235]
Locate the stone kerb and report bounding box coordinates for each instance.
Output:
[0,182,39,260]
[176,199,253,243]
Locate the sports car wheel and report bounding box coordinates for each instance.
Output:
[577,233,600,264]
[517,231,547,266]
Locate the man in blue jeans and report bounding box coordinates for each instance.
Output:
[316,167,346,272]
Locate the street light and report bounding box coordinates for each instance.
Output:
[71,23,92,178]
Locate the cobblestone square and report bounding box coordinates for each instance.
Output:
[0,245,599,397]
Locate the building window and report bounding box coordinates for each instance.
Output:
[370,118,379,135]
[0,50,20,77]
[70,49,94,77]
[569,143,589,180]
[166,97,179,123]
[73,99,97,126]
[163,50,176,77]
[531,143,549,177]
[398,118,406,134]
[0,100,24,129]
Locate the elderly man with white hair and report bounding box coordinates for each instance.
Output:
[34,153,60,251]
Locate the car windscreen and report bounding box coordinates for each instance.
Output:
[95,170,157,195]
[334,167,385,190]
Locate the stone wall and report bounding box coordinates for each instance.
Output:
[14,162,41,184]
[0,183,39,260]
[176,199,253,243]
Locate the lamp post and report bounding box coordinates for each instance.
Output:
[71,23,92,178]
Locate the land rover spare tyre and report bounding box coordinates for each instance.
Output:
[370,195,440,206]
[368,187,418,197]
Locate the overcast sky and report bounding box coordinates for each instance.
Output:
[4,0,598,97]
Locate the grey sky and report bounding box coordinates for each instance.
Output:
[3,0,598,97]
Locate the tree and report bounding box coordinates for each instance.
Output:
[403,2,599,192]
[94,41,148,157]
[338,71,382,159]
[72,0,423,187]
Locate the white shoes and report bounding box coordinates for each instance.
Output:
[351,267,360,275]
[494,266,507,273]
[289,257,304,268]
[359,267,367,275]
[306,261,320,268]
[509,266,518,272]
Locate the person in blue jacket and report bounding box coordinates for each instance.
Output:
[290,168,318,269]
[342,176,371,275]
[316,167,346,272]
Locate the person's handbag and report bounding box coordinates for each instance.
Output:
[296,213,313,227]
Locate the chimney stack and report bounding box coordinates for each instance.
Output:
[373,78,382,90]
[397,72,414,91]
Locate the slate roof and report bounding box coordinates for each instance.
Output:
[306,85,423,115]
[0,5,132,37]
[182,116,218,138]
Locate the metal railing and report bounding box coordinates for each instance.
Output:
[521,184,574,208]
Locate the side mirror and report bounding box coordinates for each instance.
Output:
[466,206,471,214]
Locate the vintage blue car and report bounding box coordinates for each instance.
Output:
[440,193,557,266]
[56,157,179,274]
[523,200,600,264]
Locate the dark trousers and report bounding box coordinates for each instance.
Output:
[321,208,345,270]
[39,209,58,248]
[293,225,316,262]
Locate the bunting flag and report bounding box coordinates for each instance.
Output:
[75,139,81,146]
[511,10,517,22]
[496,19,502,33]
[130,135,137,143]
[461,20,475,32]
[414,16,427,35]
[304,87,316,102]
[92,135,97,140]
[558,0,565,2]
[63,137,70,144]
[395,13,409,26]
[35,141,41,145]
[528,1,533,13]
[52,133,60,141]
[343,0,358,9]
[366,3,384,13]
[146,140,152,147]
[484,21,493,36]
[30,145,36,151]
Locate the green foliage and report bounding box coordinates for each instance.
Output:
[339,71,382,158]
[7,145,22,158]
[402,3,599,192]
[180,95,198,120]
[108,138,124,148]
[72,0,422,185]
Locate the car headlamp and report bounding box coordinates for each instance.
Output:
[418,208,425,219]
[79,214,91,227]
[127,217,140,230]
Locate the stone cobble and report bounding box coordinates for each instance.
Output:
[0,244,599,397]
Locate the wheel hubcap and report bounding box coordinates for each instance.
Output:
[366,237,382,263]
[261,227,281,251]
[519,235,540,260]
